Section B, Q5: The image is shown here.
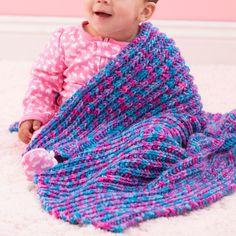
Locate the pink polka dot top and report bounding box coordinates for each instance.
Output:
[21,21,128,125]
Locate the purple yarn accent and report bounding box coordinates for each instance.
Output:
[26,22,236,232]
[8,121,19,133]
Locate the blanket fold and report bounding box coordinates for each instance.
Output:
[26,22,236,232]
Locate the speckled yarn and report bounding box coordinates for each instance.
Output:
[8,121,19,133]
[26,22,236,233]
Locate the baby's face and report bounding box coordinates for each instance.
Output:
[83,0,147,41]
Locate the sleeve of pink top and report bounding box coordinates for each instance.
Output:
[19,28,67,126]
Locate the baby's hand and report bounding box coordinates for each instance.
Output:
[18,120,42,144]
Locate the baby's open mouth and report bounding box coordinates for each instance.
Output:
[94,11,112,17]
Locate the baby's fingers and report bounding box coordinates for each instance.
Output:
[24,133,32,144]
[18,121,33,144]
[19,129,32,144]
[33,120,42,131]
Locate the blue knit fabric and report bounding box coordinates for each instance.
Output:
[8,121,19,133]
[21,22,236,232]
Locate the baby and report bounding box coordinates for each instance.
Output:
[19,0,158,181]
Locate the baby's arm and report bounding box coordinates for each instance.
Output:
[19,28,66,144]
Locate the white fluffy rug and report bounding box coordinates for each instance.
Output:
[0,60,235,236]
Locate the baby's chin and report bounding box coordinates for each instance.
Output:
[92,26,115,38]
[88,22,126,40]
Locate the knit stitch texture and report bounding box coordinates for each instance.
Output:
[26,22,236,232]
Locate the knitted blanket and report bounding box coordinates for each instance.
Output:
[26,22,236,232]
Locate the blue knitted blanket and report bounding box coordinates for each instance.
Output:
[24,22,235,232]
